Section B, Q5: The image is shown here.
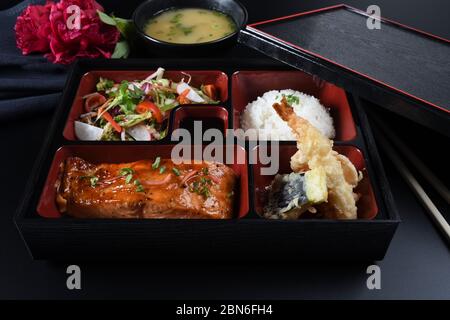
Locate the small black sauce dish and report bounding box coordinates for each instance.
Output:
[133,0,248,56]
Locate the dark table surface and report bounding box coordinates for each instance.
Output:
[1,0,449,299]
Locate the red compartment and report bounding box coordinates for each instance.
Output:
[250,145,378,219]
[63,70,228,140]
[232,71,356,141]
[172,105,229,134]
[37,145,248,219]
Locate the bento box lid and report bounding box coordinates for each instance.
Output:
[238,4,450,137]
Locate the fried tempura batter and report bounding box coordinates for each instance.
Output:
[273,98,360,219]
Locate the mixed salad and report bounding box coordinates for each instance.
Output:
[74,67,219,141]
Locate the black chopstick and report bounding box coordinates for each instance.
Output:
[370,114,450,243]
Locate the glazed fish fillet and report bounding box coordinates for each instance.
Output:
[56,157,236,219]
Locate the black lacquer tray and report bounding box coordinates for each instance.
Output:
[239,4,450,137]
[14,58,399,261]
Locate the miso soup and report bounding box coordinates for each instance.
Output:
[145,8,237,44]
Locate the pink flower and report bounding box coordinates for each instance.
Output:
[15,0,121,65]
[15,2,53,55]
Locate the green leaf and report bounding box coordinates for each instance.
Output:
[112,41,130,59]
[114,17,134,39]
[159,129,167,139]
[97,10,117,26]
[160,102,179,112]
[96,77,114,92]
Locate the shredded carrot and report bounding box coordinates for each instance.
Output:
[180,88,190,97]
[177,88,191,104]
[98,106,122,133]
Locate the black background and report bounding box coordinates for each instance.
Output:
[1,0,449,299]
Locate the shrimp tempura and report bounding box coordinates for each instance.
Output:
[273,98,360,219]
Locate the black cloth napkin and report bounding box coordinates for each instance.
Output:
[0,0,68,121]
[0,0,142,121]
[0,0,68,120]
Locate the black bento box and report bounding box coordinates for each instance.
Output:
[14,58,399,261]
[239,4,450,137]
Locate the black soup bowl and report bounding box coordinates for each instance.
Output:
[133,0,248,56]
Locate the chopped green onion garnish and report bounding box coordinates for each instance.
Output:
[90,176,98,187]
[152,157,161,170]
[188,176,213,198]
[119,167,134,176]
[159,166,166,174]
[172,167,181,176]
[284,94,300,105]
[79,175,99,187]
[134,179,144,192]
[125,174,133,184]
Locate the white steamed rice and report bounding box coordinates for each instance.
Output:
[240,90,335,139]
